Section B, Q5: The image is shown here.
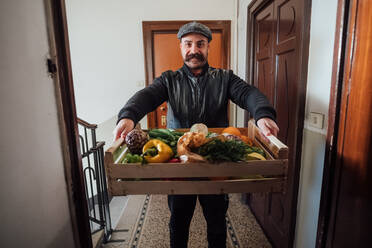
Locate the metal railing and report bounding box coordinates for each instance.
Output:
[77,118,112,243]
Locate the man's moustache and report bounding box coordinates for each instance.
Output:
[185,53,205,62]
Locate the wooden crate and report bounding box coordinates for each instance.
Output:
[104,120,288,195]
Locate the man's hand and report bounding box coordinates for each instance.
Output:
[256,118,279,141]
[113,118,135,141]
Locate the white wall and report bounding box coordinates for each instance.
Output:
[237,0,338,247]
[0,1,75,247]
[236,0,254,127]
[65,0,237,133]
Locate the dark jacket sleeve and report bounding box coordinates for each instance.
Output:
[117,76,169,124]
[227,71,276,122]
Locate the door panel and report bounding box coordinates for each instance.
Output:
[153,33,183,129]
[277,0,296,43]
[154,33,184,76]
[207,32,222,69]
[255,2,275,104]
[146,22,228,128]
[248,0,307,247]
[267,194,285,229]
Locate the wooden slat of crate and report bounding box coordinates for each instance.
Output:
[110,178,285,195]
[108,161,287,178]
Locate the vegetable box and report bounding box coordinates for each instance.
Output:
[104,120,288,195]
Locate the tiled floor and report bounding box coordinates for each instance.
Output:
[102,194,271,248]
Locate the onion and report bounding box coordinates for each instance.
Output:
[190,123,208,136]
[222,133,242,141]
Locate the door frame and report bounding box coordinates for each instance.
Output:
[142,20,231,128]
[45,0,92,247]
[244,0,312,246]
[315,0,352,246]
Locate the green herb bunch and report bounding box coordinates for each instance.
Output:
[194,139,247,162]
[194,138,266,162]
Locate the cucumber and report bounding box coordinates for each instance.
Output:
[171,131,185,136]
[148,129,172,140]
[149,129,177,141]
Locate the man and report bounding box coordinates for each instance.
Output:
[113,21,279,248]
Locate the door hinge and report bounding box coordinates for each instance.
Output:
[47,58,57,76]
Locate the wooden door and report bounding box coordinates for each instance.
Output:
[316,0,372,247]
[246,0,310,247]
[143,21,230,129]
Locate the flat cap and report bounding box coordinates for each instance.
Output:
[177,21,212,42]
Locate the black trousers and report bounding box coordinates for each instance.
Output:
[168,194,229,248]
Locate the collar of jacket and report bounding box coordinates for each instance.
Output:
[181,62,209,78]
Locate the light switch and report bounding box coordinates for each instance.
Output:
[309,112,324,129]
[136,80,145,87]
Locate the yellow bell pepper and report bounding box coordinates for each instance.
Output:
[142,139,174,163]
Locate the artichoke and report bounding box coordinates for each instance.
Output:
[125,129,149,154]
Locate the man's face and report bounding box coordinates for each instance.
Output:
[180,33,209,70]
